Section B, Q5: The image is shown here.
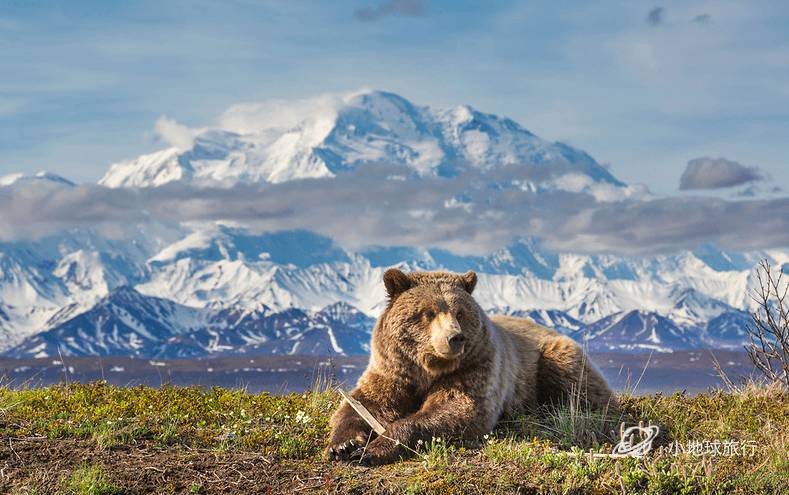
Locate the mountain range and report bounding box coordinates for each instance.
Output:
[0,90,782,359]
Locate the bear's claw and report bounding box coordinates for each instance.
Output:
[350,437,405,466]
[349,447,367,463]
[327,439,361,461]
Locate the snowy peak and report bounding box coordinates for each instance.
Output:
[667,287,731,328]
[506,309,583,334]
[99,90,622,188]
[583,310,701,352]
[704,310,752,348]
[0,171,75,188]
[149,226,350,268]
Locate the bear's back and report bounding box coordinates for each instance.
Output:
[489,314,563,353]
[481,315,563,415]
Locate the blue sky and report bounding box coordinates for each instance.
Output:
[1,0,788,193]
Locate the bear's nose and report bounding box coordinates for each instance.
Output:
[447,332,466,352]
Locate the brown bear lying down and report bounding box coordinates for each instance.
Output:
[326,269,616,465]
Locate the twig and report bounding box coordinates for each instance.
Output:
[710,351,736,392]
[745,260,789,388]
[632,351,653,395]
[8,439,20,461]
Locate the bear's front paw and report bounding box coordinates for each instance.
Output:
[354,436,409,466]
[327,437,364,461]
[326,425,370,462]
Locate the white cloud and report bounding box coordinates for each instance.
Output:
[1,166,787,256]
[154,116,199,151]
[548,173,651,202]
[217,92,348,135]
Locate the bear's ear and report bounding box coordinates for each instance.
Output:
[383,268,412,300]
[461,271,477,294]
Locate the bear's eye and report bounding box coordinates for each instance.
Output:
[422,309,436,320]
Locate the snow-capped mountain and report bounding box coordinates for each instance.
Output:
[7,287,375,359]
[0,224,181,348]
[582,310,701,353]
[99,90,621,188]
[8,286,204,358]
[0,90,782,358]
[0,171,75,188]
[505,309,584,334]
[704,310,753,349]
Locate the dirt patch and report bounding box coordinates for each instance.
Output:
[0,438,363,494]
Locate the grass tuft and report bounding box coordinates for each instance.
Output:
[60,463,119,495]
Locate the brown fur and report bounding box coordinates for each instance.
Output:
[326,270,615,465]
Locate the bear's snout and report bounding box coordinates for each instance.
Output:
[447,332,466,353]
[430,313,465,357]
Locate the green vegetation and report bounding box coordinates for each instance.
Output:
[60,463,120,495]
[0,381,786,494]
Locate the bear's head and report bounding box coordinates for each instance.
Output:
[376,269,484,375]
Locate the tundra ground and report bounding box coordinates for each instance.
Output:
[0,381,786,494]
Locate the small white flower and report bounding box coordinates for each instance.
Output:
[294,410,312,424]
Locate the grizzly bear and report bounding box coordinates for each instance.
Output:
[326,269,615,465]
